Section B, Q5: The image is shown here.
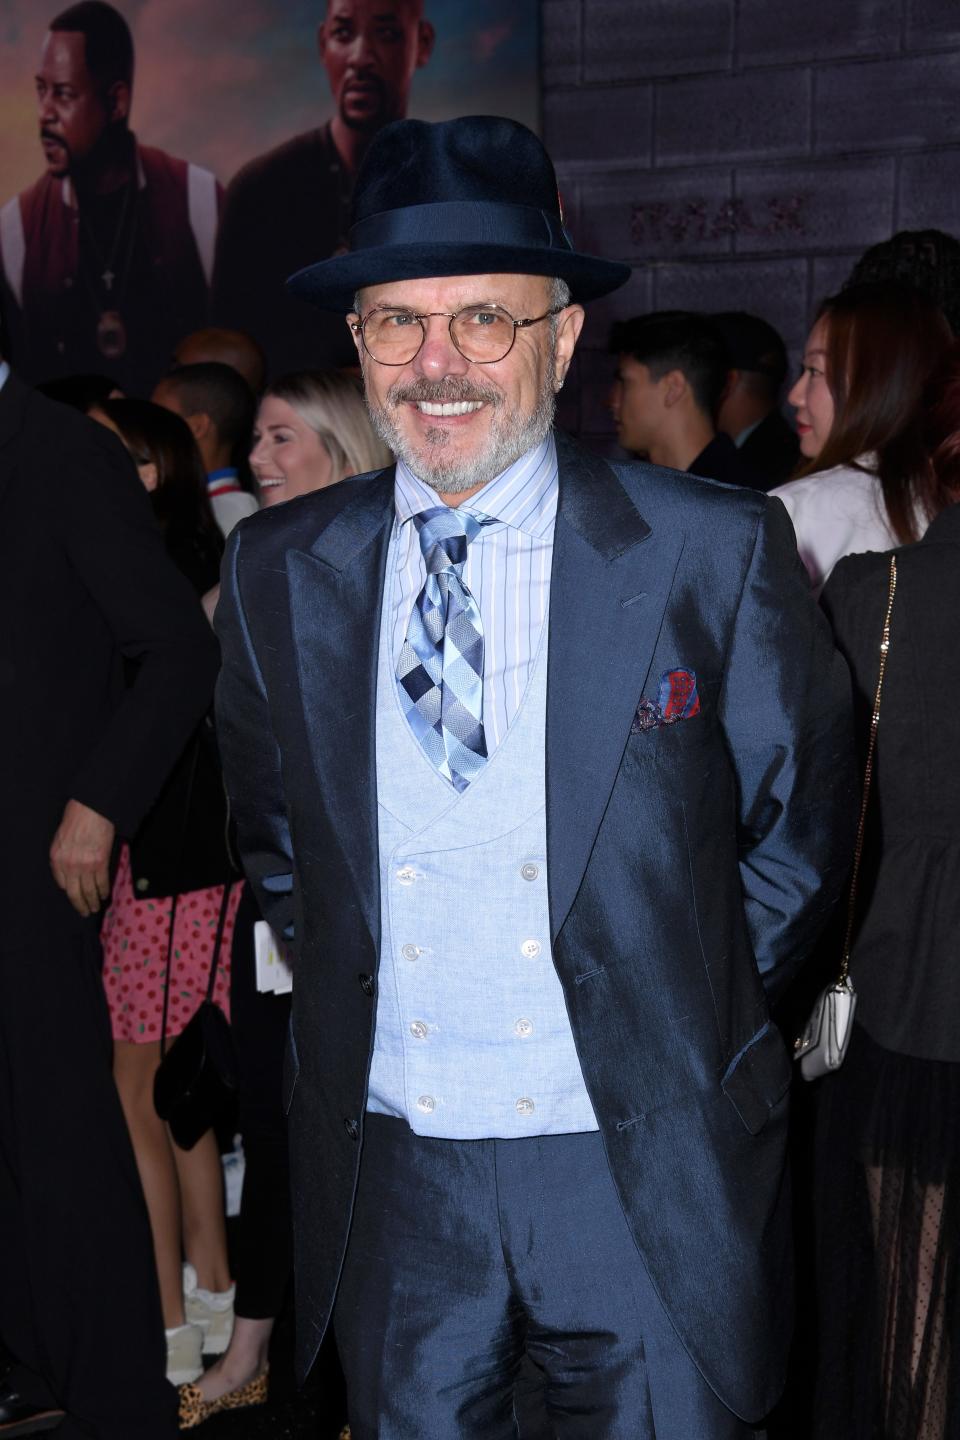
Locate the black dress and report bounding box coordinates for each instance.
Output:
[814,503,960,1440]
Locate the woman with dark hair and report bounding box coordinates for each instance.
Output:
[94,398,224,589]
[90,400,241,1389]
[812,341,960,1439]
[771,283,952,589]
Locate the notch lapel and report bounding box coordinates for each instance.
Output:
[547,436,684,939]
[286,472,395,944]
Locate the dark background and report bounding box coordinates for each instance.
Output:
[543,0,960,445]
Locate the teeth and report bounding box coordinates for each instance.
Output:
[257,477,284,487]
[416,400,484,417]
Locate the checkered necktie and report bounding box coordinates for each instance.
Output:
[397,506,492,791]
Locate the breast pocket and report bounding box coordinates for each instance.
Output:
[627,676,722,764]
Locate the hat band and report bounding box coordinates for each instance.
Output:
[349,199,573,255]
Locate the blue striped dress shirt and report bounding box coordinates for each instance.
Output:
[391,435,558,754]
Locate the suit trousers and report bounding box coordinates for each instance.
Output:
[333,1113,764,1439]
[0,909,177,1439]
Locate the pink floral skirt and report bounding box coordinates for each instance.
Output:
[101,844,240,1044]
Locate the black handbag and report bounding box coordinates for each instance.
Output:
[154,879,237,1150]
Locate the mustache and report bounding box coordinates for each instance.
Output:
[40,128,67,149]
[386,377,502,408]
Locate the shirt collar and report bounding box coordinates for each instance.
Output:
[0,361,9,394]
[394,433,558,538]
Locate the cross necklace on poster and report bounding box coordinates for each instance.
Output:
[77,177,138,359]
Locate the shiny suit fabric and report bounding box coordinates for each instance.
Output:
[215,431,856,1423]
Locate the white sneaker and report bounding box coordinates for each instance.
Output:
[183,1261,236,1355]
[165,1321,204,1384]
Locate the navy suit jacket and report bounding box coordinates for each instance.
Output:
[215,430,856,1421]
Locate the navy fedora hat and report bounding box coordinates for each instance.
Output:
[287,115,631,313]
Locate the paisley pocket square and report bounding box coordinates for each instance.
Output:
[632,669,701,733]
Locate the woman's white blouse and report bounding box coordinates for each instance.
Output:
[769,459,919,591]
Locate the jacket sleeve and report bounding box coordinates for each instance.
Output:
[57,424,220,835]
[214,524,296,947]
[718,496,857,1004]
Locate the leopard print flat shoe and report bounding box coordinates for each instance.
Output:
[178,1368,268,1429]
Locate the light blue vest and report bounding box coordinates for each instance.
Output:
[367,549,598,1140]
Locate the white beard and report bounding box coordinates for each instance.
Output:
[363,365,557,495]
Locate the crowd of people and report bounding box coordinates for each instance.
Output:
[0,23,959,1440]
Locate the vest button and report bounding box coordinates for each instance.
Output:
[520,939,542,959]
[409,1020,428,1040]
[343,1118,359,1140]
[358,973,374,996]
[514,1018,534,1038]
[515,1097,535,1117]
[416,1095,436,1114]
[520,863,539,881]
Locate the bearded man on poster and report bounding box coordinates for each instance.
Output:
[211,0,435,377]
[216,115,855,1437]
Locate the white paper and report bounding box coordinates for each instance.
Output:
[254,920,293,995]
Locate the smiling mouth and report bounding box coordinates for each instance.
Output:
[415,401,485,417]
[257,476,285,487]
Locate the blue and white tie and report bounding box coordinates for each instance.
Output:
[397,506,492,791]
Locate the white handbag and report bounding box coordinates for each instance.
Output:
[795,556,897,1082]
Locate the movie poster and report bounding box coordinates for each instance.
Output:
[0,1,539,394]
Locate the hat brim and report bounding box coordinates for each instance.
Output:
[286,242,632,313]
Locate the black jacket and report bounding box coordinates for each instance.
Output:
[821,503,960,1063]
[689,432,765,491]
[738,409,801,491]
[0,372,219,939]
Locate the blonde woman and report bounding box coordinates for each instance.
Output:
[250,369,391,505]
[180,371,387,1430]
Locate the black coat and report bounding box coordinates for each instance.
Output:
[0,371,220,940]
[820,503,960,1063]
[738,409,801,491]
[689,432,765,491]
[0,371,218,1433]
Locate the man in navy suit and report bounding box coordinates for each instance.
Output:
[216,117,855,1438]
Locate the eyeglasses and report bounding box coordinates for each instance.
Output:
[350,303,564,366]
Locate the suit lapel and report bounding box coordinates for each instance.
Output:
[547,435,684,939]
[287,472,395,943]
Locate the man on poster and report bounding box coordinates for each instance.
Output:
[0,1,220,395]
[211,0,435,377]
[216,116,855,1435]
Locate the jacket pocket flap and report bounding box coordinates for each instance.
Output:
[721,1022,791,1135]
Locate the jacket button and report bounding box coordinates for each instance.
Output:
[135,877,150,893]
[358,973,374,996]
[343,1118,359,1141]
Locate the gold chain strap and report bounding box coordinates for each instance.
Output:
[838,555,897,986]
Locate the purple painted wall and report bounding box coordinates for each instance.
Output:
[542,0,960,443]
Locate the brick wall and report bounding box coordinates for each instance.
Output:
[542,0,960,443]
